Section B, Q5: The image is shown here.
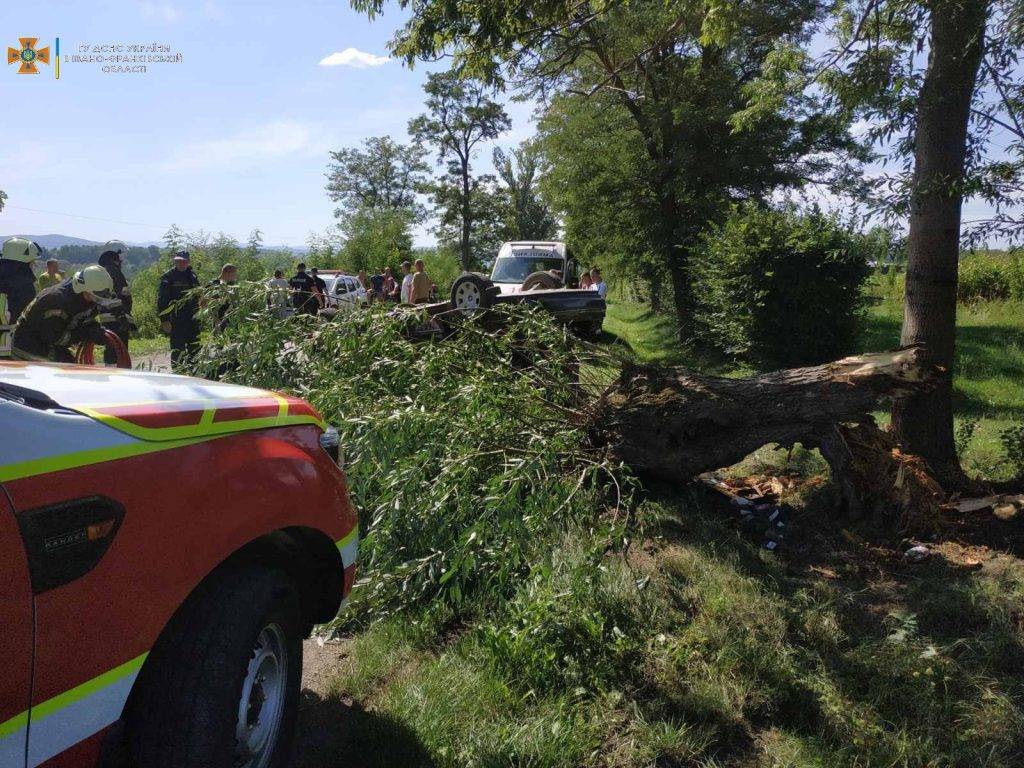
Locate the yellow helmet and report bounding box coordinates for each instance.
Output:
[2,237,40,264]
[72,265,114,296]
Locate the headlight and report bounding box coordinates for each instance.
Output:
[319,425,343,468]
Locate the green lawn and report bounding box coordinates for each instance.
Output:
[860,280,1024,479]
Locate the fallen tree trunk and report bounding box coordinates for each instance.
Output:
[590,346,948,532]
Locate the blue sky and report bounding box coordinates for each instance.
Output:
[0,0,536,246]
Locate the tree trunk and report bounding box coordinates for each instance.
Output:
[592,347,946,530]
[460,157,473,271]
[892,0,988,488]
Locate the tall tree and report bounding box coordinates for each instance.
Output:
[326,136,428,224]
[492,142,558,241]
[247,227,264,258]
[358,0,865,329]
[409,71,511,269]
[825,0,1022,485]
[0,190,7,212]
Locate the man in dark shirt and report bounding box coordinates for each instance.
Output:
[289,263,318,315]
[157,251,201,371]
[310,268,328,309]
[369,269,385,303]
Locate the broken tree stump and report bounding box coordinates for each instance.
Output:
[590,346,946,532]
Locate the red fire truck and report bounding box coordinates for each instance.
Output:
[0,361,358,767]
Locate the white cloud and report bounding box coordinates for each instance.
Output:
[139,2,182,22]
[318,48,390,69]
[160,121,317,172]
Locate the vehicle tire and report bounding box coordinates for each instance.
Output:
[450,272,496,314]
[521,271,563,291]
[126,566,303,768]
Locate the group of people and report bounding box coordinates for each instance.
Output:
[579,267,607,298]
[0,236,133,364]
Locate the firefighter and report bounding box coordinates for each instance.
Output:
[97,240,133,366]
[12,266,114,363]
[157,251,201,371]
[0,237,40,325]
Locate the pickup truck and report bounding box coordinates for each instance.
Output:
[0,362,357,768]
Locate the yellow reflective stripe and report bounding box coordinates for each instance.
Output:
[0,710,27,739]
[335,526,358,551]
[32,653,148,723]
[0,434,215,483]
[73,405,324,442]
[0,653,148,740]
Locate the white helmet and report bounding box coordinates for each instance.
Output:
[72,265,114,296]
[102,239,128,255]
[2,237,40,264]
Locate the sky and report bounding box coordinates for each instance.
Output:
[0,0,536,247]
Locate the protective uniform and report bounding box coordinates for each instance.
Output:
[157,255,201,370]
[98,243,133,366]
[13,268,113,363]
[0,238,40,324]
[289,269,318,315]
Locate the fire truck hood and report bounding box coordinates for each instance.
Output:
[0,362,323,442]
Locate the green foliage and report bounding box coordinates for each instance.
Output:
[47,243,162,279]
[188,293,629,624]
[326,136,428,225]
[692,205,873,367]
[958,252,1024,302]
[491,142,558,242]
[409,70,511,269]
[415,245,462,296]
[339,207,415,275]
[999,423,1024,479]
[130,231,271,337]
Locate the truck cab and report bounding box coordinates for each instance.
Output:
[489,241,578,295]
[0,362,357,768]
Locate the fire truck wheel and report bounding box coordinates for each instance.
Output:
[126,566,303,768]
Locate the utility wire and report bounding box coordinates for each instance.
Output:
[4,204,158,229]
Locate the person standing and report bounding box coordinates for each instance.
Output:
[207,263,238,333]
[289,263,318,315]
[37,258,64,291]
[368,268,385,303]
[98,240,133,366]
[410,258,432,304]
[267,268,290,316]
[0,237,39,324]
[382,267,397,302]
[590,268,607,299]
[399,261,414,304]
[157,251,201,371]
[310,267,328,309]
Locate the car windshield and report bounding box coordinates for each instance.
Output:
[491,252,564,283]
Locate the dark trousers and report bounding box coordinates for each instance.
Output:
[170,319,200,372]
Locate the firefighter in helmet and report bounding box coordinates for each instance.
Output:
[13,266,115,363]
[97,239,134,365]
[0,237,41,325]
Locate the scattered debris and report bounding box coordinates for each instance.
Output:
[904,544,931,563]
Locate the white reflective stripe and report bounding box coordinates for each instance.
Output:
[336,527,358,568]
[27,661,144,767]
[0,722,26,767]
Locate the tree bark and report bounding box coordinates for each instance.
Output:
[460,155,473,271]
[591,347,947,530]
[892,0,988,488]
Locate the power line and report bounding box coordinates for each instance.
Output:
[4,205,159,229]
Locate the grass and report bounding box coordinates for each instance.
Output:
[325,496,1024,767]
[861,277,1024,479]
[128,334,170,358]
[312,289,1023,767]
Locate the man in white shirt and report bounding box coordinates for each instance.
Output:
[590,268,607,299]
[400,260,414,304]
[267,269,290,316]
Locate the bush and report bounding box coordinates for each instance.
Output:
[692,205,872,368]
[958,252,1024,302]
[186,289,630,626]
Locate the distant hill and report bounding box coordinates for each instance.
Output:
[2,234,101,249]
